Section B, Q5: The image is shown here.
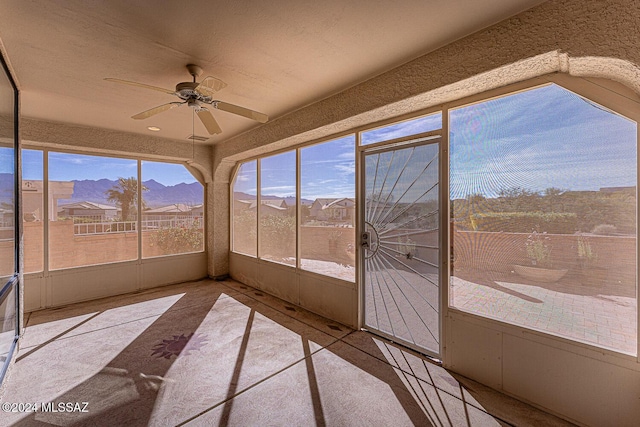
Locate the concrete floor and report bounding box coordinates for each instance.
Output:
[0,278,574,426]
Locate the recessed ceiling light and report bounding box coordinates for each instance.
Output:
[147,126,161,132]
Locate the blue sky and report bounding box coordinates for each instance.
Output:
[300,136,355,199]
[234,84,637,202]
[233,160,257,195]
[361,113,441,145]
[10,83,639,200]
[233,135,357,200]
[450,83,637,199]
[0,148,14,175]
[20,150,198,186]
[261,150,297,197]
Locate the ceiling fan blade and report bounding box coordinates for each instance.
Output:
[212,100,269,123]
[131,102,183,120]
[196,108,222,134]
[104,78,176,95]
[194,76,228,98]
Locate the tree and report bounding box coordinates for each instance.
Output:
[497,187,540,212]
[543,187,565,213]
[299,204,310,222]
[105,177,148,221]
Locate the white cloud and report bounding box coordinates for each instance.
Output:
[334,162,355,175]
[337,151,356,159]
[261,185,296,196]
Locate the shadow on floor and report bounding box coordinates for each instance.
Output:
[455,270,543,303]
[339,331,575,427]
[2,279,573,426]
[11,282,224,426]
[455,268,635,298]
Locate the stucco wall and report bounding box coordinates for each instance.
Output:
[12,221,200,272]
[210,0,640,277]
[21,118,214,184]
[453,230,636,285]
[210,4,640,423]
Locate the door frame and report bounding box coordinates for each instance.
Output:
[357,129,447,359]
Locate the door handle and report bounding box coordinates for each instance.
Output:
[361,231,370,248]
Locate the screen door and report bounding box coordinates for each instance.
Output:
[361,136,440,356]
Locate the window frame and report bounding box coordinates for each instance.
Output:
[443,74,640,360]
[0,47,19,387]
[230,133,359,282]
[229,73,640,361]
[140,159,206,259]
[230,159,258,258]
[21,145,206,273]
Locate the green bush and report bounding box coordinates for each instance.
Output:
[154,222,203,254]
[234,210,257,240]
[470,212,578,234]
[260,214,295,258]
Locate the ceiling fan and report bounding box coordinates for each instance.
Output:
[105,64,268,135]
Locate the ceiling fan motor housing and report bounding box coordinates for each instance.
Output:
[175,81,207,101]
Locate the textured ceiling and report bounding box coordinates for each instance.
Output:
[0,0,545,143]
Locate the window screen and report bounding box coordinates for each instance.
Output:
[449,84,637,356]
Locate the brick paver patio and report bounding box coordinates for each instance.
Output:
[451,270,637,355]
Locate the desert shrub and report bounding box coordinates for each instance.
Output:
[234,210,257,239]
[154,222,203,254]
[232,210,257,254]
[259,214,295,258]
[470,212,577,234]
[591,224,617,235]
[525,231,553,268]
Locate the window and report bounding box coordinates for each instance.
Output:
[48,152,139,270]
[22,149,43,273]
[24,151,205,272]
[0,51,17,385]
[300,135,355,281]
[142,161,204,257]
[0,283,15,365]
[0,146,15,279]
[232,161,257,257]
[231,136,359,281]
[259,152,296,266]
[449,83,637,355]
[361,112,441,145]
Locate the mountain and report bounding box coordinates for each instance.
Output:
[233,191,314,205]
[4,174,316,207]
[68,179,115,204]
[61,179,204,208]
